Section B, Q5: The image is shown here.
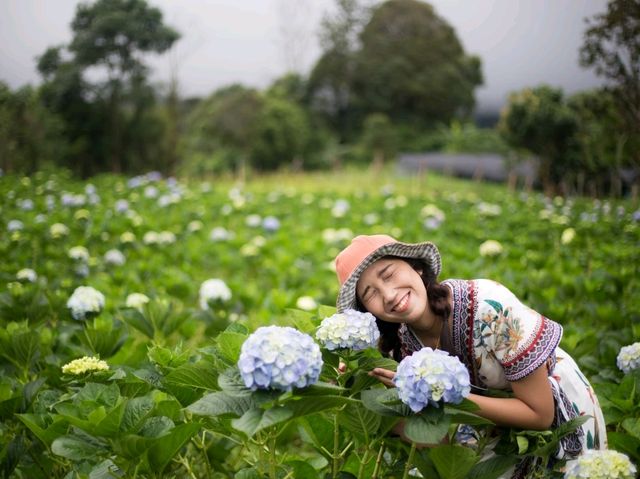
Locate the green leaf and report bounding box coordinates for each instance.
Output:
[607,431,640,461]
[337,402,381,442]
[484,300,503,314]
[467,455,519,479]
[164,361,219,391]
[284,459,321,479]
[218,367,253,396]
[187,391,254,418]
[622,417,640,440]
[430,445,478,479]
[51,435,103,461]
[16,413,69,447]
[121,396,155,433]
[120,308,155,339]
[318,305,337,318]
[403,408,450,444]
[231,406,293,437]
[88,459,122,479]
[299,414,335,454]
[146,422,201,473]
[361,388,409,417]
[516,435,529,454]
[215,331,247,363]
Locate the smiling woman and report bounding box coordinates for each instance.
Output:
[334,234,607,478]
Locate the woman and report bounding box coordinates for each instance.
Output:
[335,234,606,474]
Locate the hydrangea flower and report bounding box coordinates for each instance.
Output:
[8,220,24,232]
[62,356,109,375]
[246,214,262,227]
[67,286,105,320]
[296,296,318,311]
[394,347,471,412]
[316,309,380,351]
[126,293,150,310]
[238,326,323,391]
[158,231,176,245]
[16,268,37,282]
[210,226,232,241]
[104,249,126,266]
[68,246,90,262]
[616,342,640,374]
[561,228,576,245]
[199,279,232,309]
[262,216,280,233]
[479,240,503,257]
[564,449,636,479]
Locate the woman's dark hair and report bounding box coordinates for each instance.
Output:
[355,256,451,361]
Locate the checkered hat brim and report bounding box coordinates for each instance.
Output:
[336,241,441,312]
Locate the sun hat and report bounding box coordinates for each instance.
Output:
[335,234,441,312]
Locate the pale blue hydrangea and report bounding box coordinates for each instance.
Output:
[238,326,323,391]
[316,309,380,351]
[564,449,636,479]
[394,347,471,412]
[616,342,640,374]
[67,286,105,320]
[262,216,280,232]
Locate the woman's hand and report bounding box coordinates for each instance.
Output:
[369,367,396,387]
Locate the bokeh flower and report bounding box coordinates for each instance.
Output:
[199,278,232,309]
[104,249,126,266]
[67,286,105,320]
[62,356,109,375]
[561,228,576,245]
[238,326,323,391]
[68,246,90,262]
[296,296,318,311]
[316,309,380,351]
[210,226,232,241]
[50,223,70,238]
[479,240,503,257]
[394,347,471,412]
[125,292,150,310]
[617,342,640,374]
[262,216,280,233]
[564,449,636,479]
[16,268,37,282]
[8,220,24,232]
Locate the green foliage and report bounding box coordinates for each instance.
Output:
[354,0,483,127]
[36,0,180,176]
[0,168,638,477]
[579,0,640,164]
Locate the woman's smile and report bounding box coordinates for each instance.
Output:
[391,292,410,313]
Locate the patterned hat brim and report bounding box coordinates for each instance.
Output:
[336,241,441,312]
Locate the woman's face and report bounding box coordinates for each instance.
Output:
[356,258,428,326]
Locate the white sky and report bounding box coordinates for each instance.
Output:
[0,0,608,112]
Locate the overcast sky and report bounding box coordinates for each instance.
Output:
[1,0,608,112]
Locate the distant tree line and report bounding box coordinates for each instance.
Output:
[0,0,637,197]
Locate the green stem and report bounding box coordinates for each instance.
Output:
[269,432,278,479]
[197,432,212,478]
[371,441,385,479]
[402,442,417,479]
[357,447,371,479]
[332,413,340,479]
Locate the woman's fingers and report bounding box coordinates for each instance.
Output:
[369,367,396,387]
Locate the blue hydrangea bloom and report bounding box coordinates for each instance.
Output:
[238,326,323,391]
[316,309,380,351]
[394,347,470,412]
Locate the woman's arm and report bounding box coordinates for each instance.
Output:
[370,363,555,430]
[469,364,554,429]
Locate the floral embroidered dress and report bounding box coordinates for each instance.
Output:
[398,279,606,463]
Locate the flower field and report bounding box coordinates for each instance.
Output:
[1,168,639,478]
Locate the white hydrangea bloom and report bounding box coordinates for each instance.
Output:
[16,268,37,282]
[477,202,502,216]
[296,296,318,311]
[120,231,136,243]
[316,309,380,351]
[479,240,503,257]
[104,249,126,266]
[8,220,24,232]
[67,286,105,320]
[245,214,262,227]
[564,449,636,479]
[210,226,233,241]
[617,342,640,374]
[157,231,176,244]
[62,356,109,375]
[199,279,232,309]
[125,293,150,310]
[143,231,159,244]
[68,246,90,262]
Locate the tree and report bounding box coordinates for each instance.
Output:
[37,0,179,175]
[498,85,578,193]
[353,0,483,127]
[307,0,370,142]
[580,0,640,165]
[360,113,396,171]
[250,96,310,171]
